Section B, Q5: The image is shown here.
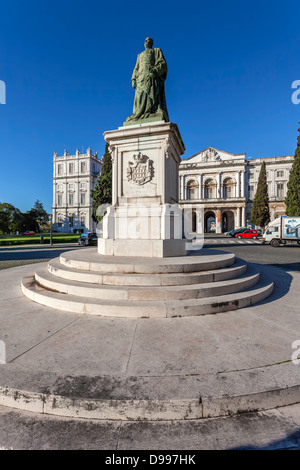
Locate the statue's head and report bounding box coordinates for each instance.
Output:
[144,37,153,49]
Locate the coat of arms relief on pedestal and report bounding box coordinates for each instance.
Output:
[126,152,153,185]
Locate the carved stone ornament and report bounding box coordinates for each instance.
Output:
[164,137,172,159]
[108,145,115,163]
[126,152,153,185]
[201,148,221,162]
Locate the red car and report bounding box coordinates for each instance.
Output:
[22,231,36,236]
[235,229,258,239]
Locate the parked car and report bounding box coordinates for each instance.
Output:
[225,228,246,237]
[78,232,98,246]
[22,230,36,236]
[235,229,259,239]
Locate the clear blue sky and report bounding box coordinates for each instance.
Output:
[1,0,300,213]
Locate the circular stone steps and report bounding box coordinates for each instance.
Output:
[21,273,274,317]
[21,248,274,318]
[59,248,236,274]
[48,257,248,286]
[35,265,260,301]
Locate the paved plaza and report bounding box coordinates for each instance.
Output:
[0,244,299,449]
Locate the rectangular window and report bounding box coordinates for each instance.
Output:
[277,170,284,178]
[277,183,284,198]
[68,193,74,205]
[69,163,74,174]
[249,185,254,198]
[80,216,85,227]
[249,172,254,180]
[69,216,74,227]
[57,164,63,175]
[69,183,74,191]
[81,162,86,173]
[80,182,86,190]
[80,193,85,205]
[57,184,63,192]
[57,194,62,206]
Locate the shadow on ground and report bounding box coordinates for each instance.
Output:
[232,428,300,450]
[0,247,79,261]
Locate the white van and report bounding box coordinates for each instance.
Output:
[262,216,300,247]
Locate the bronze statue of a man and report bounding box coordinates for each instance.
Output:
[125,37,169,125]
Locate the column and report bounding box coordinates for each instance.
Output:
[216,209,222,233]
[179,175,183,200]
[198,174,202,199]
[236,207,241,228]
[217,173,222,198]
[271,169,275,198]
[182,175,185,200]
[236,172,240,198]
[241,206,245,227]
[241,171,245,198]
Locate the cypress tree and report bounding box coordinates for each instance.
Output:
[91,142,112,222]
[285,125,300,216]
[251,160,270,228]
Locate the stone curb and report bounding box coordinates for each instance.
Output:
[0,362,299,421]
[0,384,299,422]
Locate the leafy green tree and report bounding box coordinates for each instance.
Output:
[251,161,270,228]
[91,143,112,222]
[0,203,22,234]
[29,200,49,233]
[285,125,300,216]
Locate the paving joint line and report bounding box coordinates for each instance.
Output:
[124,319,139,376]
[8,315,85,364]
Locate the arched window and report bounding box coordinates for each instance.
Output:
[186,180,199,200]
[57,214,64,228]
[223,178,235,199]
[204,179,216,199]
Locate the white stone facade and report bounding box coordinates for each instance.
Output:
[179,147,294,233]
[52,147,102,233]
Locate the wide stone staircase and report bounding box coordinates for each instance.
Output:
[21,247,274,317]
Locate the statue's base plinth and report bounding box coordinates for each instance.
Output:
[123,114,168,127]
[100,121,186,258]
[98,238,187,258]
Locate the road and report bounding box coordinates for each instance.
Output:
[0,237,299,271]
[202,234,300,271]
[0,243,82,270]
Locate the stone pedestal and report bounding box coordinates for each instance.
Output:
[98,121,186,257]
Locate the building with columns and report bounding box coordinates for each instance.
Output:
[52,147,102,233]
[179,147,293,233]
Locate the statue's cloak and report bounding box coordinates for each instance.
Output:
[127,47,169,122]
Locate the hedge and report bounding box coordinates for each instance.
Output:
[0,235,79,246]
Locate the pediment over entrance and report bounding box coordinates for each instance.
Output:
[181,147,246,166]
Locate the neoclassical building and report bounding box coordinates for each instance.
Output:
[52,147,102,233]
[179,147,293,233]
